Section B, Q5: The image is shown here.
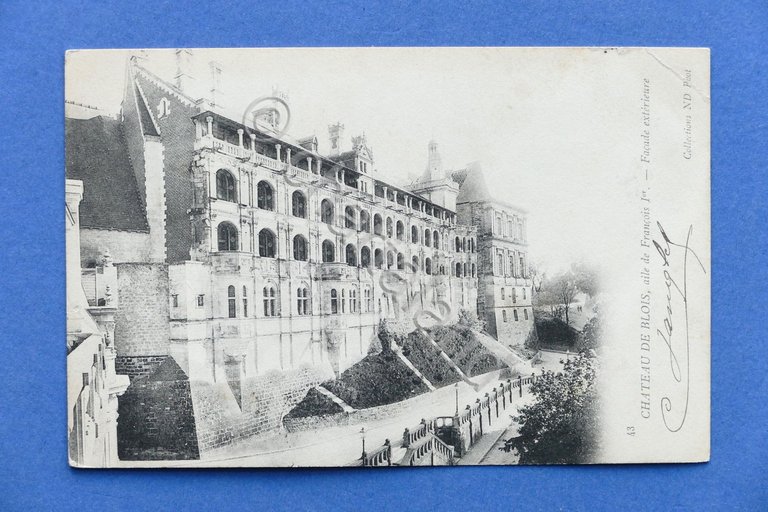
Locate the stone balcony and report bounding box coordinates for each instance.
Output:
[319,262,358,280]
[211,251,254,274]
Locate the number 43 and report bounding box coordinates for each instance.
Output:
[626,426,636,436]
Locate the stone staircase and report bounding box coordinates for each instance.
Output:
[472,329,532,375]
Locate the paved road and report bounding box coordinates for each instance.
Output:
[171,370,507,468]
[118,350,566,468]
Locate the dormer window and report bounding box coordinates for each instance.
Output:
[157,97,170,118]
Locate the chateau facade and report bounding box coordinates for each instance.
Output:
[66,54,533,384]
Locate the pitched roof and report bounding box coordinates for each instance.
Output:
[453,163,492,204]
[65,116,149,232]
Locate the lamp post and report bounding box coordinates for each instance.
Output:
[359,426,367,462]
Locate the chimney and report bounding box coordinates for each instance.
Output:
[209,61,223,108]
[425,140,443,180]
[328,123,344,157]
[174,49,194,92]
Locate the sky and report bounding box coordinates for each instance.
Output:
[66,48,633,276]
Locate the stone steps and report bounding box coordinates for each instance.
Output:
[316,385,356,413]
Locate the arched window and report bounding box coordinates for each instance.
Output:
[217,222,238,251]
[502,310,508,322]
[425,257,432,275]
[361,246,371,268]
[396,221,404,240]
[374,249,383,269]
[463,263,468,277]
[373,214,383,235]
[462,237,467,252]
[344,206,356,229]
[360,211,371,232]
[321,199,334,224]
[257,181,274,210]
[386,217,393,238]
[322,240,335,262]
[258,229,276,258]
[397,253,404,270]
[471,263,476,277]
[345,244,357,266]
[433,230,440,249]
[513,309,519,321]
[227,285,236,318]
[412,225,419,244]
[263,285,276,316]
[424,229,431,247]
[524,308,529,320]
[293,234,308,261]
[216,170,236,202]
[349,288,358,313]
[242,286,248,317]
[292,191,306,218]
[386,251,394,269]
[412,256,419,272]
[455,262,462,277]
[341,289,346,313]
[470,238,475,253]
[330,289,338,314]
[455,236,461,252]
[297,286,310,315]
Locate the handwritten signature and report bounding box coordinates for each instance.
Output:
[653,221,706,432]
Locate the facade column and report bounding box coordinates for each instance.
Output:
[275,144,282,162]
[307,156,313,173]
[316,158,322,174]
[286,147,292,167]
[206,116,213,137]
[250,133,257,158]
[237,128,244,147]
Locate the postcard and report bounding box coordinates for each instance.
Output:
[65,47,709,467]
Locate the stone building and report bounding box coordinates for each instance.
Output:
[66,179,130,466]
[454,164,535,343]
[65,53,532,453]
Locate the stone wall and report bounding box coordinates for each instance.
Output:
[115,355,168,379]
[283,386,439,433]
[114,263,170,375]
[190,364,334,457]
[117,358,199,460]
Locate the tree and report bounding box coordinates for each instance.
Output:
[553,272,578,325]
[572,261,599,298]
[577,306,602,353]
[511,354,599,464]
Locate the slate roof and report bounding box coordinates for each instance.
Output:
[452,164,492,204]
[65,116,149,232]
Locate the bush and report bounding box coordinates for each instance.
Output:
[430,323,505,377]
[284,387,344,419]
[511,353,599,464]
[401,330,462,386]
[322,350,428,409]
[535,314,580,350]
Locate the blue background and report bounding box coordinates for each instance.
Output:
[0,1,765,510]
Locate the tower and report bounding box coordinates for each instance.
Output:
[328,122,344,156]
[409,141,459,211]
[174,49,194,93]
